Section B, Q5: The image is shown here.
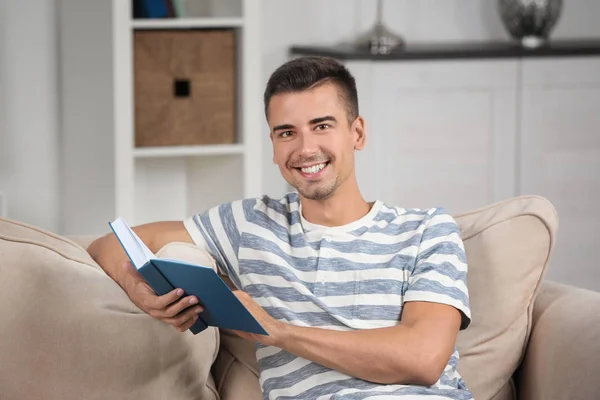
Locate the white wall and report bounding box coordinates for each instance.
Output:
[260,0,600,197]
[58,0,115,235]
[0,0,60,232]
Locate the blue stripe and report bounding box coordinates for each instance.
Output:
[416,241,467,264]
[407,278,470,307]
[414,260,467,283]
[197,212,242,288]
[245,278,406,301]
[242,233,419,267]
[261,362,331,394]
[421,221,461,241]
[253,194,302,227]
[361,220,423,235]
[219,202,240,257]
[245,213,319,250]
[346,387,474,400]
[257,349,297,371]
[276,378,384,400]
[264,304,402,322]
[239,251,415,278]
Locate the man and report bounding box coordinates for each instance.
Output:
[88,56,473,399]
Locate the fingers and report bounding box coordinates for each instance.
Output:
[161,295,201,318]
[154,287,186,310]
[166,305,204,332]
[175,315,199,333]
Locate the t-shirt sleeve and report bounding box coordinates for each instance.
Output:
[183,200,246,289]
[404,207,472,330]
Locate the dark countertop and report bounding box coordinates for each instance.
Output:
[289,39,600,61]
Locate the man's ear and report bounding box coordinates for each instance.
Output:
[353,116,366,150]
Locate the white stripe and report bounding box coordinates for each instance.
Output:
[370,213,428,229]
[316,382,457,400]
[267,370,348,399]
[409,270,469,294]
[428,212,456,225]
[251,218,426,247]
[239,255,407,283]
[256,294,403,312]
[418,232,464,254]
[255,345,282,360]
[366,396,462,400]
[255,202,305,236]
[255,297,324,313]
[240,244,418,267]
[403,292,469,318]
[259,356,312,382]
[418,253,467,272]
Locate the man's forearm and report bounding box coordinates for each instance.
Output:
[274,323,442,386]
[87,232,132,290]
[87,221,193,290]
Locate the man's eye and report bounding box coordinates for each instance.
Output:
[280,131,293,138]
[316,124,330,130]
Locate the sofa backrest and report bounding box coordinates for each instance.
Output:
[453,195,558,400]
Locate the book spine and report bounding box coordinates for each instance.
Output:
[139,262,175,296]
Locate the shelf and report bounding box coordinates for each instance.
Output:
[131,17,244,30]
[134,144,245,158]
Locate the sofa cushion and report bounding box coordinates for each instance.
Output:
[453,195,558,400]
[0,218,219,400]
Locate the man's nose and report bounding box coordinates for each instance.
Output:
[297,132,319,156]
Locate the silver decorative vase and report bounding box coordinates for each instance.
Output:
[498,0,563,48]
[353,0,405,55]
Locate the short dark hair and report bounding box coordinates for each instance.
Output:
[263,56,359,123]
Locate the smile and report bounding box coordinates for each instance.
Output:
[300,163,326,174]
[293,161,330,179]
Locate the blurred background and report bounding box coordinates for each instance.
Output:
[0,0,598,290]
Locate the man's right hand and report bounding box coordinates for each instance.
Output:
[122,260,204,332]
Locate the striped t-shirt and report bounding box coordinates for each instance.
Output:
[184,193,473,400]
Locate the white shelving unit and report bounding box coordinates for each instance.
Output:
[112,0,263,226]
[58,0,263,234]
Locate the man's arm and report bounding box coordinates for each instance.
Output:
[233,293,462,387]
[87,221,204,331]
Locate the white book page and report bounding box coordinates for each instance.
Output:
[126,223,156,261]
[110,217,154,269]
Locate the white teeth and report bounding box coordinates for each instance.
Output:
[300,163,326,174]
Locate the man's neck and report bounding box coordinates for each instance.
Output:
[299,181,372,228]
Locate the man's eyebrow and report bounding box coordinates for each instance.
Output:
[273,123,295,132]
[309,116,337,125]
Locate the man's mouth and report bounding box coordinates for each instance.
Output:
[299,163,327,174]
[294,161,330,178]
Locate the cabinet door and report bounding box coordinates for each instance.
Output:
[520,58,600,291]
[346,60,519,214]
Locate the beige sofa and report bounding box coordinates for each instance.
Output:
[1,195,599,400]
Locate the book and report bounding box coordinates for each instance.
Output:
[108,217,268,336]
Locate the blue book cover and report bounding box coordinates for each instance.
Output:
[108,217,268,336]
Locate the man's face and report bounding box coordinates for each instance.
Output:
[268,82,365,201]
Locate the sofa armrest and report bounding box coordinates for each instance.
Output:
[516,280,600,400]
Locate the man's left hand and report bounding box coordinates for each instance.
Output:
[232,290,284,346]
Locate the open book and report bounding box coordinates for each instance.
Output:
[109,217,268,336]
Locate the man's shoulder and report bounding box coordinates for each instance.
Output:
[375,202,455,228]
[205,193,299,225]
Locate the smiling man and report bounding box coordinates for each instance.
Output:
[88,56,473,400]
